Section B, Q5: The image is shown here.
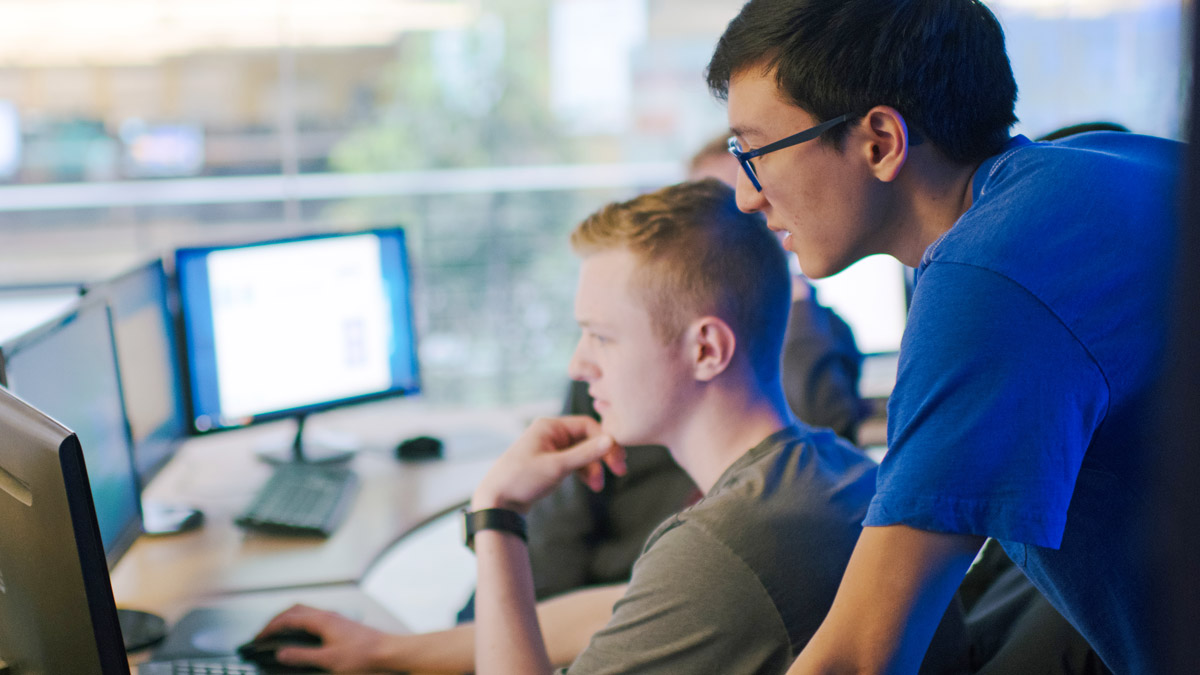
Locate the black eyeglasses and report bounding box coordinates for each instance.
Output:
[727,113,851,191]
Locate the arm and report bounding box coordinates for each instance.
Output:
[471,417,626,675]
[259,584,627,673]
[788,525,983,675]
[473,526,553,675]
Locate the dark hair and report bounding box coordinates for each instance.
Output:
[572,179,791,385]
[706,0,1018,164]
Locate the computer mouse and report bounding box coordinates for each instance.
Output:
[236,628,326,673]
[396,434,443,461]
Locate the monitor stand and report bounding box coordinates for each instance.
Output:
[256,412,356,465]
[118,607,167,652]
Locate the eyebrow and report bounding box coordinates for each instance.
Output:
[724,127,772,147]
[576,318,612,332]
[729,125,766,142]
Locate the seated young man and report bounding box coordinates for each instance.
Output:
[467,179,970,674]
[257,180,968,674]
[494,135,866,613]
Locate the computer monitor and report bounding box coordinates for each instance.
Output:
[0,293,167,651]
[0,294,143,566]
[807,254,911,398]
[0,386,131,674]
[89,259,188,483]
[88,259,203,536]
[175,228,420,462]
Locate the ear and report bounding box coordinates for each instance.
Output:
[687,316,736,382]
[858,105,912,183]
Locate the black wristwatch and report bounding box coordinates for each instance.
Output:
[462,507,527,552]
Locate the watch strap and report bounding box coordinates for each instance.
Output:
[463,507,527,551]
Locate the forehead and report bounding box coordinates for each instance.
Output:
[727,69,817,142]
[575,248,645,319]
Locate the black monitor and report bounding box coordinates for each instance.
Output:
[88,259,188,483]
[175,228,420,462]
[88,259,203,536]
[0,293,166,651]
[0,294,142,565]
[0,385,131,674]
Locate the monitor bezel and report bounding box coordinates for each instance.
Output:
[174,227,421,436]
[0,387,131,674]
[87,257,190,485]
[0,292,146,569]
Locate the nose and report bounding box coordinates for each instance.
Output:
[735,169,768,214]
[567,335,598,383]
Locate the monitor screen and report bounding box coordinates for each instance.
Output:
[808,254,911,356]
[0,295,143,568]
[91,259,188,483]
[0,386,130,674]
[0,283,84,344]
[176,228,420,433]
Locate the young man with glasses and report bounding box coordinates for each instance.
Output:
[708,0,1182,673]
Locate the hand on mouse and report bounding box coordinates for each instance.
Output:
[471,415,626,513]
[256,604,389,672]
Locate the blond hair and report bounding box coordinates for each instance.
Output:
[571,179,790,383]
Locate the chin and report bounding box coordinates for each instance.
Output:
[600,419,643,448]
[798,252,856,280]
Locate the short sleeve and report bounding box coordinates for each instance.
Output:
[865,262,1108,548]
[565,521,792,675]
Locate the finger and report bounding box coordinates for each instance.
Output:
[256,604,322,640]
[577,461,605,492]
[275,645,327,668]
[602,444,627,477]
[557,433,616,479]
[552,415,604,444]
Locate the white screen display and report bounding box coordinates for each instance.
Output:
[809,254,909,355]
[0,291,80,344]
[205,234,394,422]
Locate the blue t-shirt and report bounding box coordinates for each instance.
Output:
[864,132,1182,673]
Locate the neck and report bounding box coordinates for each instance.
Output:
[660,374,792,494]
[885,148,982,268]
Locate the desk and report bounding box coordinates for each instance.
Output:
[111,397,553,670]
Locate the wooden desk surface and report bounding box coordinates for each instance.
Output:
[112,397,550,623]
[126,584,408,673]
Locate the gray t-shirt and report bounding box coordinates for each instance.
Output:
[563,425,970,675]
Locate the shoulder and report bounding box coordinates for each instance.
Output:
[643,428,876,567]
[919,134,1177,360]
[702,427,877,519]
[636,429,877,637]
[981,132,1181,190]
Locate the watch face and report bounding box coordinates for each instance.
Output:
[460,508,473,550]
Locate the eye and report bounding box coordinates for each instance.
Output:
[587,331,611,345]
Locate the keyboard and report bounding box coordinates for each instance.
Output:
[139,659,260,674]
[235,463,359,537]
